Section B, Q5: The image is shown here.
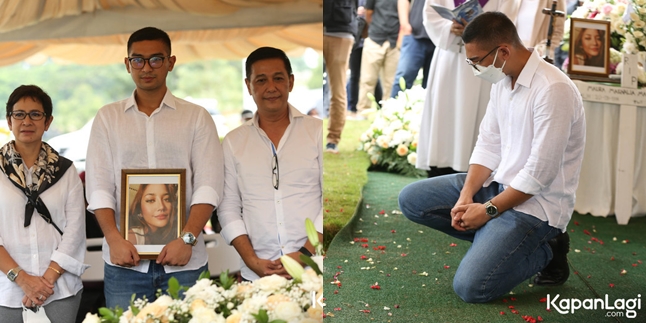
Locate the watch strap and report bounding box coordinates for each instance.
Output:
[299,247,313,257]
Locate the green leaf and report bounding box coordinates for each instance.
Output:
[251,309,270,323]
[300,254,322,275]
[198,270,211,280]
[128,294,140,316]
[269,320,288,323]
[167,276,181,299]
[97,307,114,318]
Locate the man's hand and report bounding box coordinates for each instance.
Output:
[156,239,193,266]
[247,256,290,279]
[108,238,141,267]
[400,22,412,36]
[15,273,54,307]
[450,18,468,36]
[451,203,491,231]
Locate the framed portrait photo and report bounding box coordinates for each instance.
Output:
[568,18,611,77]
[120,169,186,259]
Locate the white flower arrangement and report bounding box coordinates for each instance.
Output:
[83,220,323,323]
[360,81,425,177]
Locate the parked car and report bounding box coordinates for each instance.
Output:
[47,118,93,172]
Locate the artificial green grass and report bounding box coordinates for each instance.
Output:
[324,171,646,322]
[323,118,371,251]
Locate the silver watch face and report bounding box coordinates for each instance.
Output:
[7,270,18,282]
[182,232,196,245]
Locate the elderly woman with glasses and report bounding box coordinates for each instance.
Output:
[0,85,87,322]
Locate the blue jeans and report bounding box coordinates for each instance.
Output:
[104,262,208,310]
[398,174,561,303]
[390,35,435,98]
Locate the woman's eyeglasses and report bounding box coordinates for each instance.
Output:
[10,110,46,121]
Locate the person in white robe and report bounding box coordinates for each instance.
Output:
[416,0,564,173]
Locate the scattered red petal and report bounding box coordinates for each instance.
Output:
[360,255,367,260]
[502,299,508,303]
[610,257,615,261]
[361,244,369,248]
[546,308,551,312]
[539,297,547,303]
[570,229,575,232]
[337,266,342,269]
[574,221,579,226]
[412,270,417,274]
[632,263,638,267]
[361,238,369,242]
[371,284,381,290]
[401,253,407,257]
[339,208,343,212]
[537,316,544,322]
[334,290,338,294]
[623,239,630,243]
[449,243,458,247]
[508,305,515,309]
[574,271,578,275]
[583,229,591,235]
[360,309,371,313]
[609,283,615,288]
[354,238,360,242]
[443,265,450,269]
[325,210,329,213]
[639,260,643,264]
[599,240,604,245]
[511,309,519,314]
[325,198,328,202]
[391,230,396,233]
[379,210,386,214]
[500,311,506,315]
[510,297,517,301]
[587,275,592,279]
[591,237,599,242]
[394,305,400,308]
[334,307,341,311]
[377,245,386,250]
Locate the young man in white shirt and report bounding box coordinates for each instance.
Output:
[398,12,585,303]
[85,27,224,309]
[218,47,324,281]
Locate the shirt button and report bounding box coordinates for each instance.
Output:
[277,200,281,204]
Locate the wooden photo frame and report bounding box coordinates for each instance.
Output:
[568,18,611,77]
[120,169,186,259]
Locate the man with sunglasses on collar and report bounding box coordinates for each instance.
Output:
[398,12,585,303]
[218,47,323,281]
[85,27,224,310]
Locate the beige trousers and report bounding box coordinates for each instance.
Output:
[357,37,400,112]
[323,35,354,145]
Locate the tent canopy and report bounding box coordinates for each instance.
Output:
[0,0,322,66]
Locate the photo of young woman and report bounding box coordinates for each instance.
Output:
[127,183,179,245]
[573,27,605,67]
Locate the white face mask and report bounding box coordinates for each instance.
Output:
[472,50,507,84]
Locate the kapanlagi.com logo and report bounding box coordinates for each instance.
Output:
[547,294,641,319]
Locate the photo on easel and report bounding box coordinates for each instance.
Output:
[568,18,611,77]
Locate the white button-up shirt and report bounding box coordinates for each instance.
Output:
[219,105,323,280]
[86,90,224,273]
[470,50,586,231]
[0,165,87,307]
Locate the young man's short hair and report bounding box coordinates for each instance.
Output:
[127,27,172,55]
[462,12,523,49]
[245,47,293,79]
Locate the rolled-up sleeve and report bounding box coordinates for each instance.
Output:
[51,168,89,276]
[218,136,248,245]
[190,108,224,208]
[86,113,117,213]
[510,84,579,195]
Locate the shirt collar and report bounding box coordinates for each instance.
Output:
[515,49,541,89]
[124,89,177,112]
[250,104,304,128]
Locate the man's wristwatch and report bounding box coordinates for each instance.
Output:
[180,231,197,246]
[7,266,22,282]
[299,247,313,257]
[484,200,500,218]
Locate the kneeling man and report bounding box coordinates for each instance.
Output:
[399,12,585,303]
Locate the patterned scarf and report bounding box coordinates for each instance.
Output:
[0,141,72,235]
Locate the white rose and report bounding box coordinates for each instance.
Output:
[407,152,418,165]
[370,154,380,165]
[634,20,646,29]
[639,70,646,84]
[634,31,645,39]
[636,0,646,6]
[376,135,390,149]
[624,41,638,54]
[190,308,225,323]
[81,313,101,323]
[631,12,642,22]
[273,301,302,321]
[255,274,288,292]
